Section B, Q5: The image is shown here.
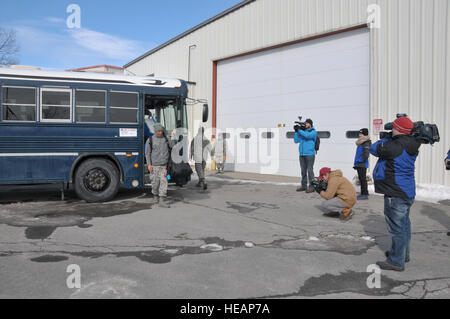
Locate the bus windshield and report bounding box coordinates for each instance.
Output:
[145,95,187,132]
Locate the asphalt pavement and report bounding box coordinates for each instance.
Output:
[0,172,449,299]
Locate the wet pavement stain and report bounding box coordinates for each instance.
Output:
[0,199,156,239]
[439,200,450,206]
[30,255,69,263]
[258,271,450,298]
[226,202,279,214]
[261,233,377,256]
[421,205,450,231]
[16,237,248,265]
[25,226,57,240]
[298,271,402,297]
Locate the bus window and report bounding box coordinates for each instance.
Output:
[2,87,36,121]
[162,104,176,131]
[41,88,72,122]
[110,91,138,124]
[75,90,106,123]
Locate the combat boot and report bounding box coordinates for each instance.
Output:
[159,197,170,208]
[149,195,159,205]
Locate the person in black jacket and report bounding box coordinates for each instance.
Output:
[353,128,371,200]
[370,116,421,272]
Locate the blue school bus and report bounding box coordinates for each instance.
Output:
[0,67,199,202]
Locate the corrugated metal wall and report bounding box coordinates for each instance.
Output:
[126,0,450,187]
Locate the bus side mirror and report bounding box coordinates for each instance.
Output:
[202,104,209,123]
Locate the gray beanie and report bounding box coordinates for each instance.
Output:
[153,123,165,132]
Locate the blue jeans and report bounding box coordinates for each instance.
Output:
[299,155,315,188]
[384,196,415,268]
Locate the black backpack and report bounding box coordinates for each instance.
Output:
[315,136,320,153]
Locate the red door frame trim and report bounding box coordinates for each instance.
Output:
[211,24,368,138]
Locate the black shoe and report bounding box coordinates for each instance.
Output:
[385,251,410,263]
[203,183,207,190]
[195,182,201,187]
[323,212,340,218]
[376,261,404,272]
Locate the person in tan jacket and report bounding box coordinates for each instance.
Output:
[317,167,357,222]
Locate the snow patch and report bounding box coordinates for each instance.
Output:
[200,243,223,251]
[244,242,255,248]
[308,236,320,241]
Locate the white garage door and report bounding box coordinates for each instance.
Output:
[216,29,370,181]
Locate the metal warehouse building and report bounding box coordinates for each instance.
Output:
[125,0,450,187]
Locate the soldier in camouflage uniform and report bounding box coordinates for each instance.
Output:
[145,123,176,207]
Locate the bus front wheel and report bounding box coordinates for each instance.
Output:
[74,158,120,203]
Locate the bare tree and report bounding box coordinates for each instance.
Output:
[0,27,20,66]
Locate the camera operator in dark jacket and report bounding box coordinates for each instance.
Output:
[370,116,421,272]
[353,128,371,200]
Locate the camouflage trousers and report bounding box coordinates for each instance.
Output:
[151,165,168,197]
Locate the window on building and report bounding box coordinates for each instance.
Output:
[110,91,138,123]
[346,131,360,139]
[41,88,72,122]
[240,132,251,139]
[76,90,106,123]
[262,132,274,139]
[2,87,36,121]
[286,131,331,139]
[318,131,331,139]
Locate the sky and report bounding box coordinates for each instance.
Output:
[0,0,242,70]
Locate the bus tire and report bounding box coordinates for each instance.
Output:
[74,158,120,203]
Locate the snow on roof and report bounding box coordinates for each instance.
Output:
[0,67,182,88]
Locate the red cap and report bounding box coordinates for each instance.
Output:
[319,167,331,179]
[393,117,414,134]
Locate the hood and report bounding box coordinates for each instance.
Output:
[356,135,371,146]
[330,170,343,178]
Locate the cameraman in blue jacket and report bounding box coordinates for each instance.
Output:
[353,128,371,200]
[294,119,317,193]
[370,116,421,272]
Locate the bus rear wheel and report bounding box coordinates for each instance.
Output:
[74,158,120,203]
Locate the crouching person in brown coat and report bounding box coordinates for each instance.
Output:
[317,167,357,222]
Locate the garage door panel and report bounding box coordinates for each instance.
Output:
[281,67,370,94]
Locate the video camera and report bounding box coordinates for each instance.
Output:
[311,178,328,194]
[294,117,307,132]
[379,114,440,145]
